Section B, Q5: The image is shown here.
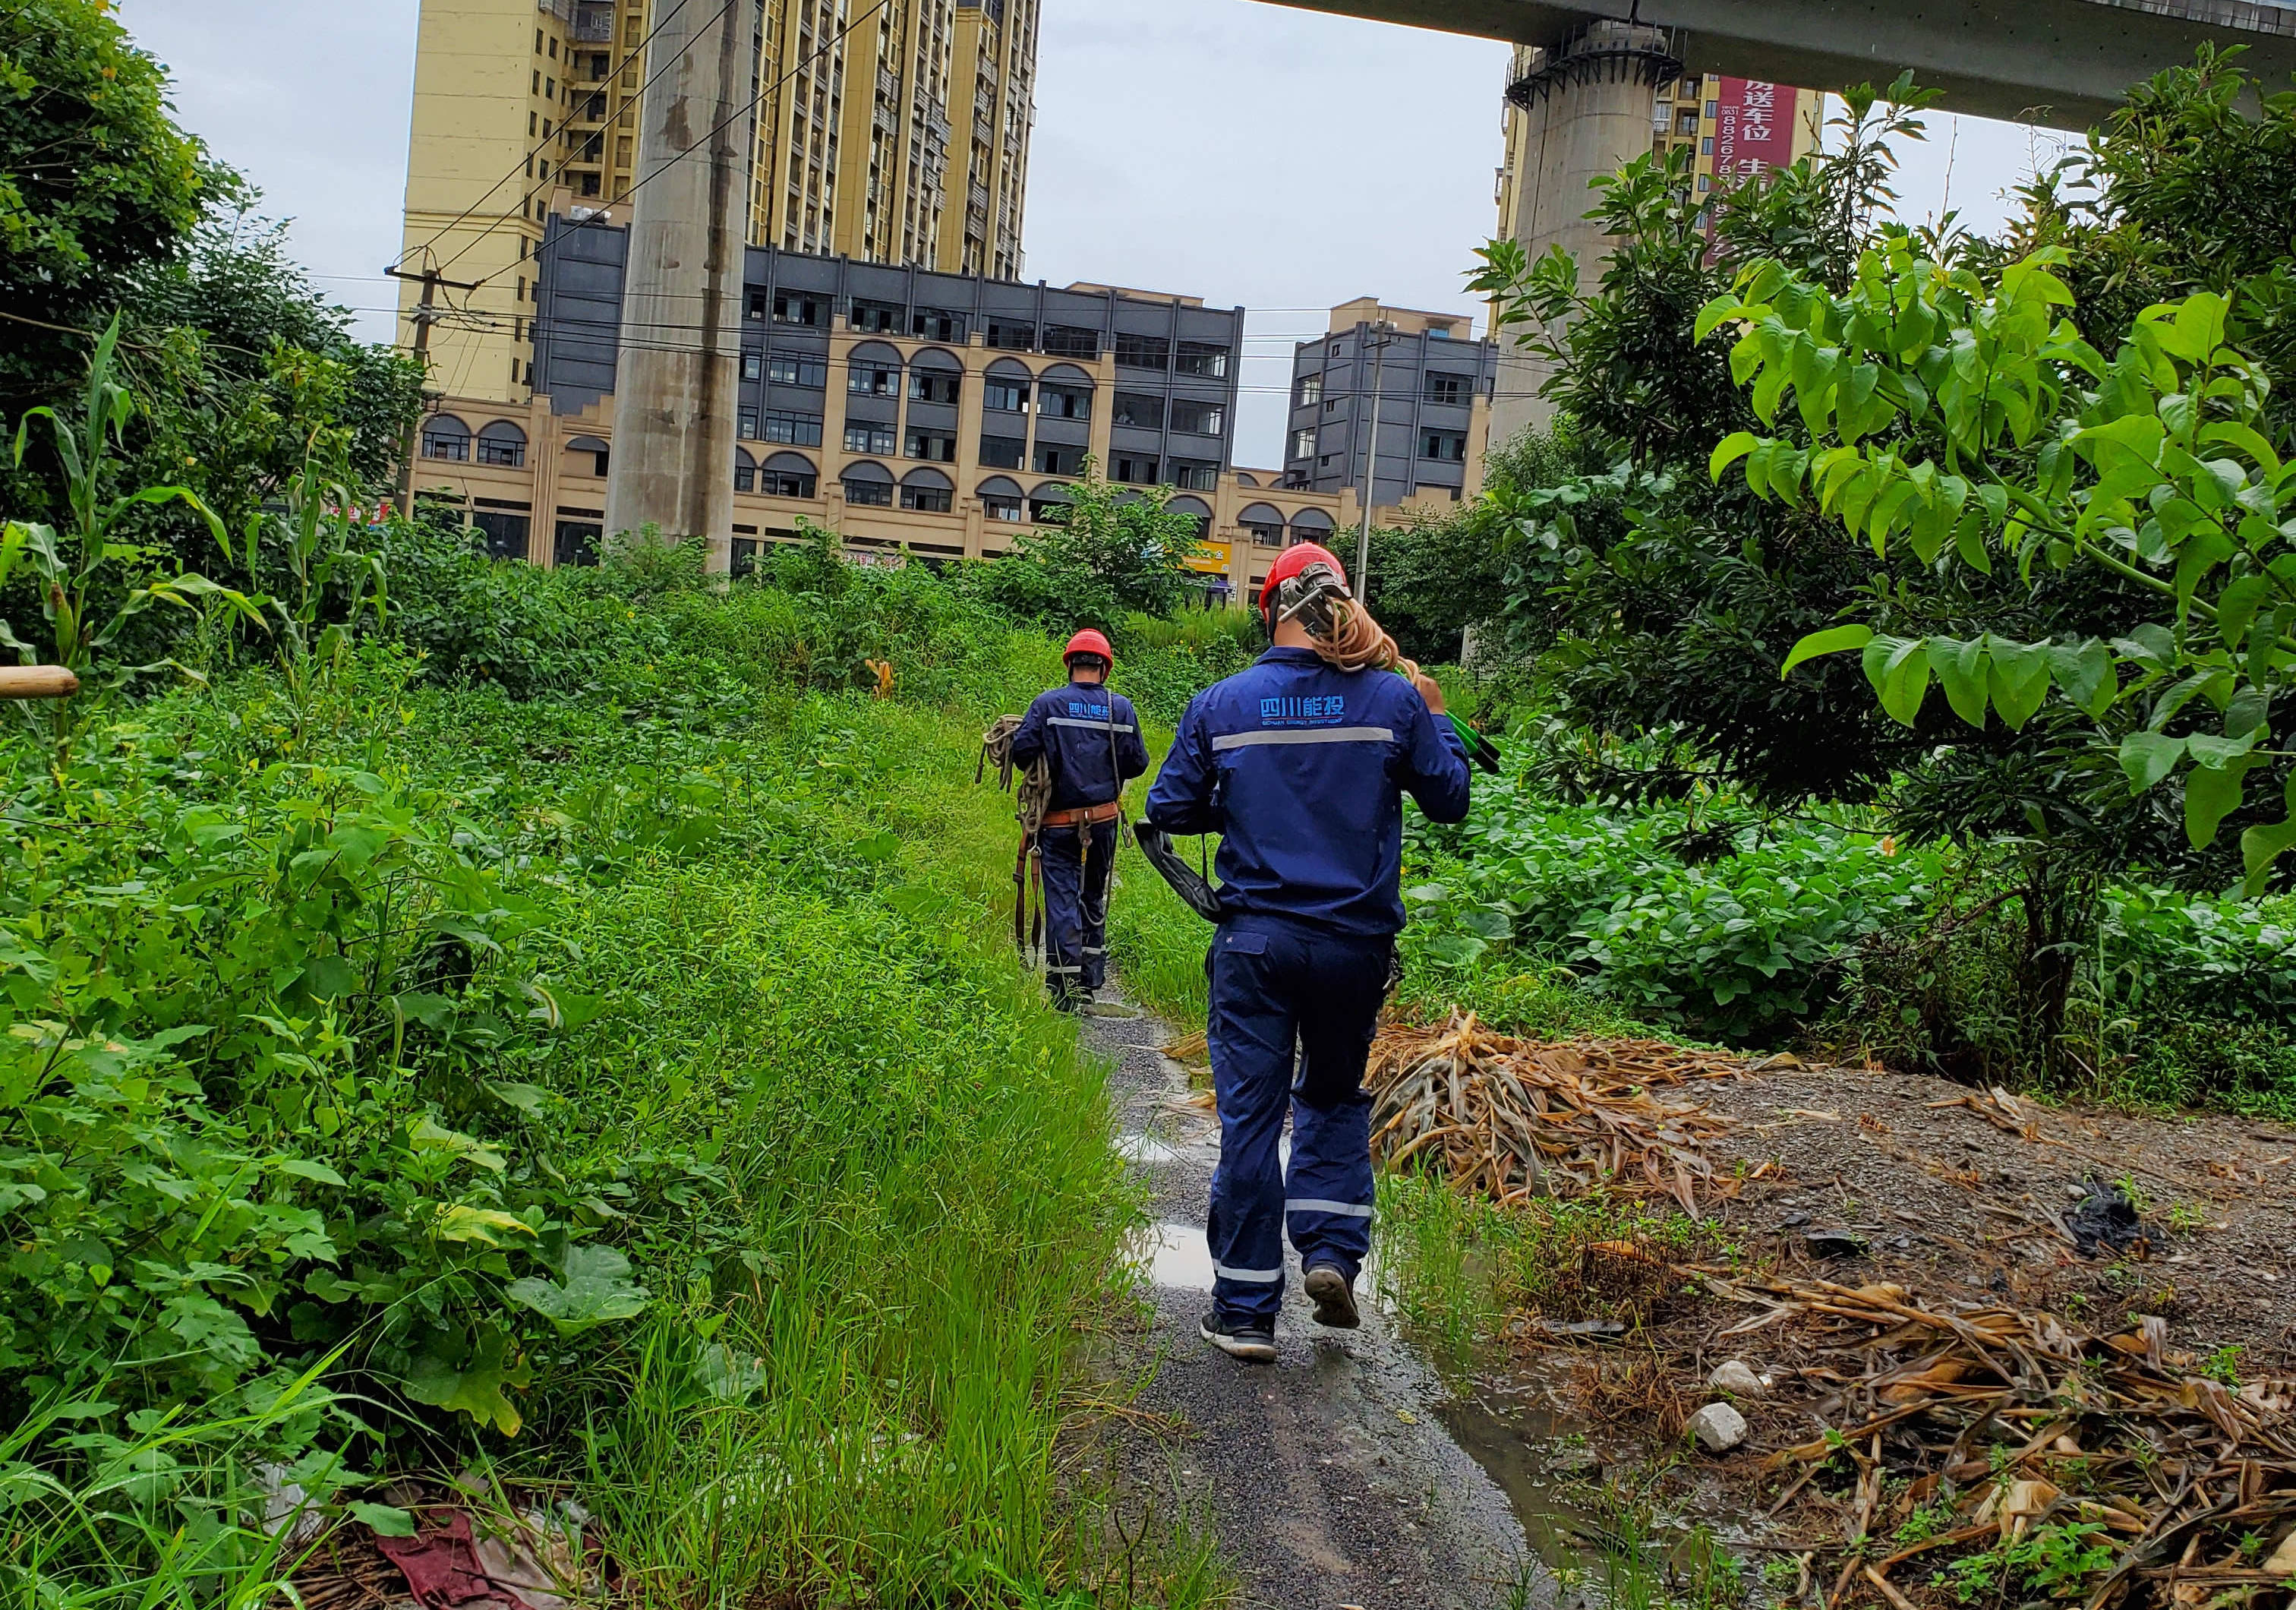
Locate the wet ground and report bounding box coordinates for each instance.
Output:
[1083,991,1545,1610]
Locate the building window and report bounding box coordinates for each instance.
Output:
[743,352,764,381]
[768,355,828,387]
[762,466,817,497]
[1244,519,1284,548]
[731,538,760,578]
[1115,333,1169,370]
[1676,109,1699,136]
[1705,99,1719,117]
[844,476,894,507]
[475,424,528,468]
[763,411,824,447]
[849,362,900,396]
[421,423,472,462]
[747,291,768,320]
[979,434,1027,469]
[1289,428,1317,462]
[844,423,897,455]
[1112,391,1165,430]
[1701,135,1714,155]
[1170,459,1218,492]
[1328,340,1343,358]
[740,406,759,438]
[983,490,1024,521]
[1042,324,1099,359]
[1111,453,1159,485]
[1297,375,1323,407]
[906,428,957,462]
[472,510,529,560]
[1698,173,1712,192]
[1174,341,1228,379]
[1423,372,1470,406]
[900,483,954,513]
[773,291,825,327]
[986,319,1035,351]
[735,461,755,492]
[911,308,968,342]
[982,379,1030,412]
[850,298,902,333]
[1034,442,1084,476]
[1039,384,1091,421]
[909,370,962,406]
[1421,431,1468,462]
[1168,398,1225,436]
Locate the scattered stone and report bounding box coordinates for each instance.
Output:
[1779,1210,1811,1228]
[1708,1359,1765,1396]
[1686,1401,1749,1454]
[1806,1229,1868,1259]
[2263,1530,2296,1577]
[2067,1182,2091,1201]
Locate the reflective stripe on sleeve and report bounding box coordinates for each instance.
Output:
[1048,717,1137,731]
[1211,726,1395,752]
[1212,1261,1284,1283]
[1285,1198,1374,1218]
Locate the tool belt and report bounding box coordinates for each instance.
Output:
[1041,800,1124,829]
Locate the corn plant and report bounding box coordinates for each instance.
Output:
[1698,243,2296,890]
[5,314,264,748]
[240,452,388,748]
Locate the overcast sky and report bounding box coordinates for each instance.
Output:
[121,0,2065,466]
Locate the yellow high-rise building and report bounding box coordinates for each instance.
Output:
[397,0,1039,406]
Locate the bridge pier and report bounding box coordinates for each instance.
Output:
[1491,21,1684,444]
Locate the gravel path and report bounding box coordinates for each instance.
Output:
[1083,990,1541,1610]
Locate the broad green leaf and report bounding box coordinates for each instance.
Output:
[2184,756,2251,849]
[2240,774,2296,895]
[2045,641,2116,718]
[2185,730,2260,769]
[409,1116,506,1172]
[1862,636,1932,727]
[1932,637,1990,727]
[437,1205,535,1245]
[404,1327,529,1436]
[2119,731,2186,792]
[1780,625,1872,678]
[1985,639,2052,730]
[503,1244,651,1334]
[350,1501,418,1537]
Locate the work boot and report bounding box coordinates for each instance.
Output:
[1303,1263,1361,1330]
[1199,1310,1277,1364]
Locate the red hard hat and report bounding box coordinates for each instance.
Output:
[1260,542,1348,619]
[1064,627,1115,665]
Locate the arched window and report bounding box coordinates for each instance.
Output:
[421,415,472,462]
[907,347,964,408]
[1036,362,1095,424]
[982,358,1033,417]
[1239,502,1288,548]
[566,434,609,478]
[841,459,894,507]
[1290,507,1336,546]
[1166,494,1213,543]
[1235,472,1260,488]
[976,474,1025,522]
[734,447,758,493]
[900,465,954,513]
[475,421,527,468]
[761,452,817,498]
[847,340,904,399]
[1028,481,1072,524]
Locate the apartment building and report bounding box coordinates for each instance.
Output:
[1496,54,1824,243]
[397,0,1037,409]
[1282,299,1499,522]
[407,232,1355,598]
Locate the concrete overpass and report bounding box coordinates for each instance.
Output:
[1269,0,2296,129]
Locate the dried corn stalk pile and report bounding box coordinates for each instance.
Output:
[1365,1015,1746,1213]
[1695,1271,2296,1606]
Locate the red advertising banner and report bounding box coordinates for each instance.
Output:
[1713,77,1788,184]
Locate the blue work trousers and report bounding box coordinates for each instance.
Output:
[1203,922,1392,1322]
[1039,819,1118,1002]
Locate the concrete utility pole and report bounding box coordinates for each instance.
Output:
[603,0,758,571]
[1490,21,1681,444]
[384,260,481,517]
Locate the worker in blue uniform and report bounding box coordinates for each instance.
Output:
[1011,628,1151,1010]
[1143,544,1471,1362]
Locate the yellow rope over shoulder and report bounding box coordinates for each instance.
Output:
[1307,598,1421,683]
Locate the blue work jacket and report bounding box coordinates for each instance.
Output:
[1010,679,1151,812]
[1144,647,1471,940]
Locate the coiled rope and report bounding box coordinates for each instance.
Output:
[1306,597,1421,683]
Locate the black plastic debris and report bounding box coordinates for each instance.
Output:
[1806,1229,1868,1259]
[2065,1181,2152,1258]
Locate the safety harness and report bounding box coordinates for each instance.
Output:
[981,678,1131,979]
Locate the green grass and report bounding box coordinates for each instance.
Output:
[0,579,1222,1606]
